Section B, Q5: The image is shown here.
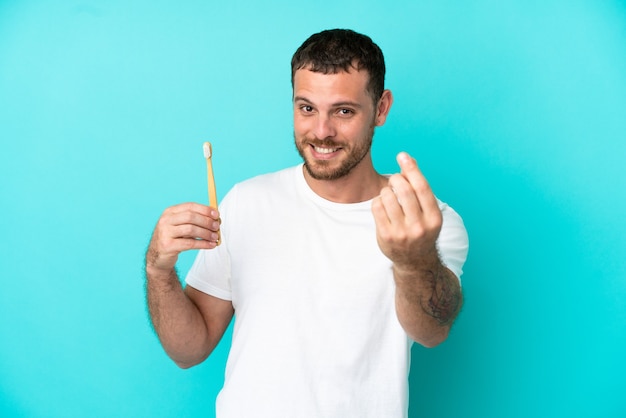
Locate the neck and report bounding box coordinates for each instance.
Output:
[302,160,388,204]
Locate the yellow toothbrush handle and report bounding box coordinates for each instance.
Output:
[207,158,218,209]
[204,142,220,245]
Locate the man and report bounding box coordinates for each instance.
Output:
[145,29,468,417]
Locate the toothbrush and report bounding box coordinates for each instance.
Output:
[203,142,221,245]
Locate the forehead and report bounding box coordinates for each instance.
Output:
[293,68,371,104]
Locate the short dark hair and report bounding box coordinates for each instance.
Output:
[291,29,386,104]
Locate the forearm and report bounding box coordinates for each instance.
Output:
[145,266,212,368]
[393,251,463,347]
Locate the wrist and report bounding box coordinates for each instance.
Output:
[145,262,178,284]
[392,248,440,276]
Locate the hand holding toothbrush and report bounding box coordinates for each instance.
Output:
[146,203,221,274]
[146,142,222,274]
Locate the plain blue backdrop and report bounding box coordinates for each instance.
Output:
[1,1,625,417]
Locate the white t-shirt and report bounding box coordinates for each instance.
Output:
[186,164,469,418]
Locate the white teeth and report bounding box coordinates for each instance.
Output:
[314,146,338,154]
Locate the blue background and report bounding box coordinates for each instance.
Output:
[1,1,625,417]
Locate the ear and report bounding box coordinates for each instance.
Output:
[374,89,393,126]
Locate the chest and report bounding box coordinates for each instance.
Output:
[227,199,394,315]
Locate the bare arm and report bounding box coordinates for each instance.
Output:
[145,202,233,368]
[372,153,463,347]
[391,254,462,347]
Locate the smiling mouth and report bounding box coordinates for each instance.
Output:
[312,145,341,154]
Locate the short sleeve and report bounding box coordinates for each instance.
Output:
[185,243,232,300]
[437,200,469,282]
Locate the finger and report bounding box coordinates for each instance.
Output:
[372,195,394,244]
[166,209,221,233]
[386,173,422,222]
[166,202,220,220]
[380,186,408,225]
[164,236,218,254]
[396,152,439,215]
[371,195,390,227]
[169,222,219,242]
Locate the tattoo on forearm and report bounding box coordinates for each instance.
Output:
[421,266,463,326]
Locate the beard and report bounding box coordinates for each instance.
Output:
[294,123,375,181]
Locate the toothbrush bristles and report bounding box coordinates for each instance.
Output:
[203,142,212,159]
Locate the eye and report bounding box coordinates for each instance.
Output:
[337,108,354,117]
[299,105,314,114]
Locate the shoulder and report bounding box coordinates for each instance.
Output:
[436,198,467,238]
[435,198,469,279]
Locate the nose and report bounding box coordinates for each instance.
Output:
[312,114,336,139]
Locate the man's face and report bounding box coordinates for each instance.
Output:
[293,67,379,181]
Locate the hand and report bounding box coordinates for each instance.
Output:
[372,152,442,270]
[146,202,221,273]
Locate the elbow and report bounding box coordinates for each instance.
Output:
[419,336,446,349]
[175,360,197,369]
[174,356,205,369]
[172,352,210,370]
[411,325,450,348]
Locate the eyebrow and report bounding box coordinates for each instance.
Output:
[293,96,363,109]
